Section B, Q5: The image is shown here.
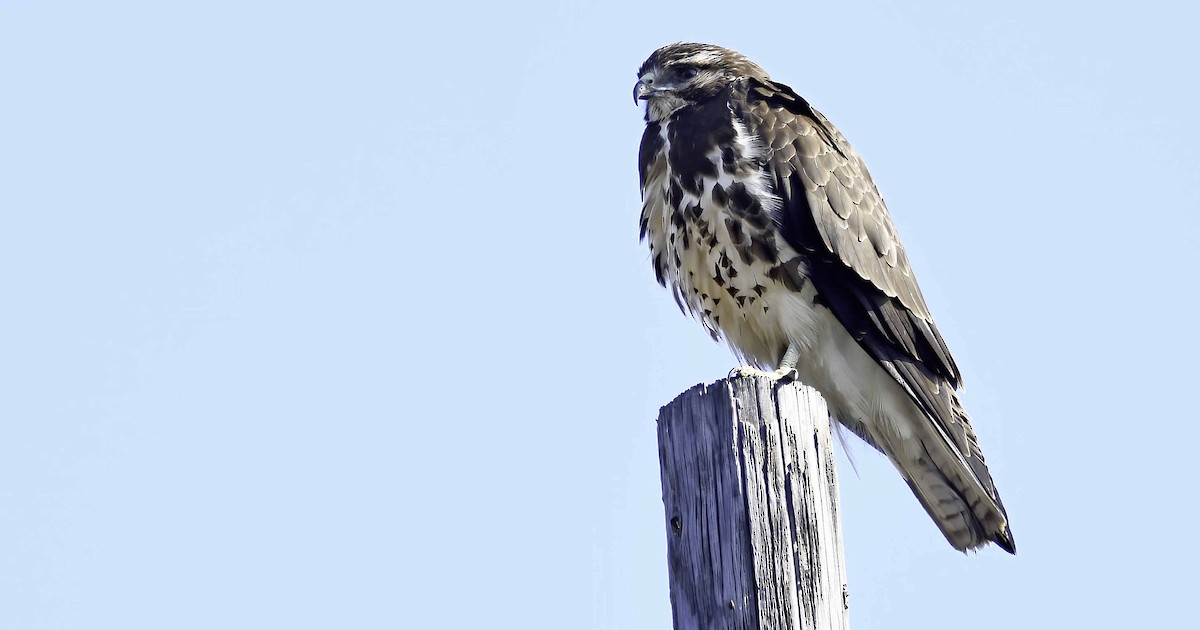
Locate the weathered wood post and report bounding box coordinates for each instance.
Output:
[657,375,849,630]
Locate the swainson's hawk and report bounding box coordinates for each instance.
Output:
[635,42,1014,553]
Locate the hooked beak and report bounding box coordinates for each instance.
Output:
[633,79,653,104]
[634,74,669,104]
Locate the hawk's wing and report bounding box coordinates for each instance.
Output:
[737,78,978,465]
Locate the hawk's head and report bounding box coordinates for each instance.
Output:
[634,43,769,122]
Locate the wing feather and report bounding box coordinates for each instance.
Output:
[739,80,1014,549]
[736,77,980,446]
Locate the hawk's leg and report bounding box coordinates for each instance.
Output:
[730,342,801,382]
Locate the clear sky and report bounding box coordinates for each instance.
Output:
[3,1,1198,628]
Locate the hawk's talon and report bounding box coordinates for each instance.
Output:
[729,365,798,383]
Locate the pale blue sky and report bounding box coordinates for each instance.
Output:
[3,1,1198,628]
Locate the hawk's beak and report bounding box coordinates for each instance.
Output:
[634,72,667,104]
[634,79,653,104]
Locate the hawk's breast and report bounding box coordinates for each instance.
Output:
[639,105,825,368]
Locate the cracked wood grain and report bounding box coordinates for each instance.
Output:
[658,376,849,630]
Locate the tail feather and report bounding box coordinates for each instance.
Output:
[900,418,1015,554]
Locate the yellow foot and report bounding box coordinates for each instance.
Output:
[728,365,799,383]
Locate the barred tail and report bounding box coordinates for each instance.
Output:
[899,405,1015,553]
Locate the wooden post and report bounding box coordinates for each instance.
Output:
[657,376,849,630]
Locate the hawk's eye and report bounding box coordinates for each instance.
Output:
[678,66,699,80]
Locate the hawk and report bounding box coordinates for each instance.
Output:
[635,43,1015,553]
